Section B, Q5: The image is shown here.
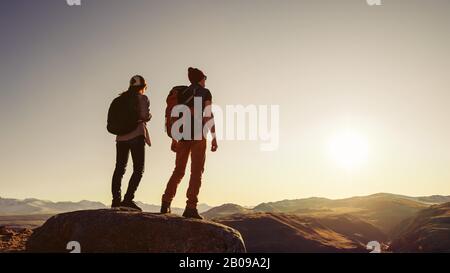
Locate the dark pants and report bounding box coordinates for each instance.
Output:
[112,135,145,202]
[162,140,207,209]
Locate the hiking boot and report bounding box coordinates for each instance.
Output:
[121,200,142,211]
[183,208,203,220]
[111,198,122,208]
[160,201,172,214]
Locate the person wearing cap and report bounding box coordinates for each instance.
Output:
[161,67,218,219]
[111,75,152,211]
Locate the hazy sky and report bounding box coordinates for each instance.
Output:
[1,0,450,207]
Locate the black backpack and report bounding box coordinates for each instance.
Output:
[107,93,140,136]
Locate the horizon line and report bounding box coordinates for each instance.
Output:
[2,191,450,208]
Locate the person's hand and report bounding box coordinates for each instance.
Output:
[211,138,218,152]
[171,140,178,153]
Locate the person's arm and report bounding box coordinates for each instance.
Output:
[139,95,151,122]
[204,100,218,152]
[171,139,178,153]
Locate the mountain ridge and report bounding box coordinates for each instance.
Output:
[0,197,211,216]
[202,193,450,235]
[253,193,450,212]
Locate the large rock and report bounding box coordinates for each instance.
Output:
[26,209,246,253]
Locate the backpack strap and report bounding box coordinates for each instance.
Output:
[181,86,197,105]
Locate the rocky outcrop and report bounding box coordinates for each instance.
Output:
[26,209,246,253]
[0,226,33,253]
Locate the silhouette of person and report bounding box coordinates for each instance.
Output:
[161,67,218,219]
[111,75,151,211]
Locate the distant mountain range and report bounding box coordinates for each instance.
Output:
[0,197,212,216]
[200,193,450,252]
[0,198,106,216]
[203,193,450,233]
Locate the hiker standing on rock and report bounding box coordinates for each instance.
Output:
[107,75,152,211]
[161,67,218,219]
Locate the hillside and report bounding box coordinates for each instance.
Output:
[202,203,252,219]
[251,193,431,234]
[390,202,450,252]
[217,212,386,253]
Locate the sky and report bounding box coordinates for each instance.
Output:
[1,0,450,207]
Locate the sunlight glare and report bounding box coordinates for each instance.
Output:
[328,131,369,171]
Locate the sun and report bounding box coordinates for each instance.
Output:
[328,131,369,171]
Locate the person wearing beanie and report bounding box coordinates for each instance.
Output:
[111,75,152,211]
[161,67,218,219]
[188,67,207,84]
